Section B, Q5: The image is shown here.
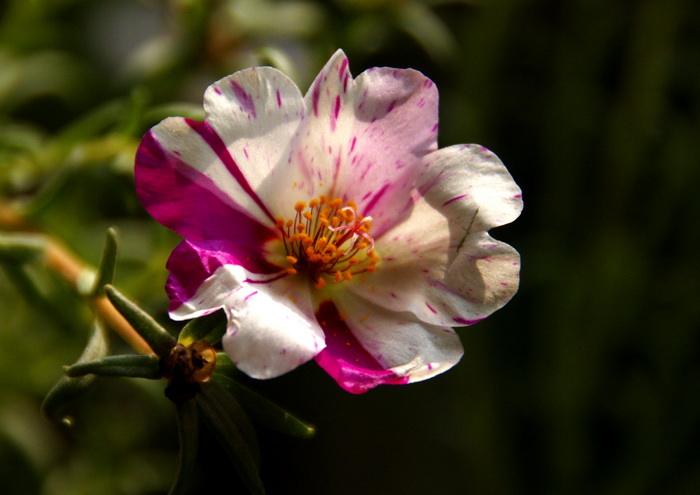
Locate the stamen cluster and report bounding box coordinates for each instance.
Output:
[276,196,379,289]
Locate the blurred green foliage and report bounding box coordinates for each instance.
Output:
[1,0,699,494]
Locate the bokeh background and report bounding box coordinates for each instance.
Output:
[1,0,699,494]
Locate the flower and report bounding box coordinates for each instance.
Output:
[135,50,522,394]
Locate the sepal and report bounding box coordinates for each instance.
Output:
[212,372,315,439]
[178,309,226,346]
[65,354,161,379]
[104,284,177,356]
[88,227,118,297]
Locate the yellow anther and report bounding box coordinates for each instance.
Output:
[286,267,298,275]
[330,198,343,209]
[343,270,353,281]
[286,255,298,265]
[295,201,306,212]
[334,271,343,282]
[309,198,319,208]
[303,211,313,221]
[315,277,326,289]
[276,218,285,228]
[286,219,294,228]
[331,216,340,227]
[296,223,306,232]
[319,195,328,204]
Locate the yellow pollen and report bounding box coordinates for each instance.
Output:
[278,196,380,287]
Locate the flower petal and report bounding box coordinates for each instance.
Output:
[314,296,463,394]
[165,239,282,315]
[257,49,439,234]
[135,129,278,243]
[420,144,522,234]
[350,183,520,327]
[203,66,305,198]
[169,256,325,379]
[136,118,278,236]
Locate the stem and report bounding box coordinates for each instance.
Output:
[2,202,155,355]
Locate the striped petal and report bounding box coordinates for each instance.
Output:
[257,49,439,236]
[169,256,324,379]
[314,295,463,394]
[349,145,521,327]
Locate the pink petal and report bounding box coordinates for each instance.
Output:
[165,239,282,315]
[314,295,463,394]
[136,129,277,243]
[136,118,276,230]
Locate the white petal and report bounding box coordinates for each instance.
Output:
[171,263,325,380]
[350,190,520,327]
[420,144,522,235]
[333,293,464,383]
[204,66,305,194]
[256,49,439,232]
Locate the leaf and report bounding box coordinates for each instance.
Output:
[104,284,176,356]
[0,232,46,263]
[89,227,118,297]
[178,309,227,347]
[169,400,199,495]
[212,372,315,439]
[41,318,110,424]
[65,354,161,379]
[195,381,264,495]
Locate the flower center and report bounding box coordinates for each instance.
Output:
[276,196,379,289]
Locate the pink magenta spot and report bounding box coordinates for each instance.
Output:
[453,317,484,325]
[214,87,222,95]
[350,136,357,153]
[339,58,348,75]
[343,74,349,92]
[499,282,509,286]
[390,292,398,298]
[426,303,437,314]
[386,100,397,113]
[276,89,282,108]
[514,194,522,198]
[423,79,433,88]
[442,194,468,207]
[230,80,256,118]
[244,290,258,302]
[431,123,439,133]
[311,80,321,116]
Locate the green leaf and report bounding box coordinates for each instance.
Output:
[41,318,110,424]
[196,381,264,495]
[0,232,46,263]
[65,354,161,379]
[89,227,118,297]
[178,309,226,346]
[104,284,176,356]
[169,400,199,495]
[212,372,315,439]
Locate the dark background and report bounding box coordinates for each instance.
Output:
[1,0,698,493]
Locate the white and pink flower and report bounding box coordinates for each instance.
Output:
[135,50,522,393]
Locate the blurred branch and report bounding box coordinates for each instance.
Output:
[1,202,154,355]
